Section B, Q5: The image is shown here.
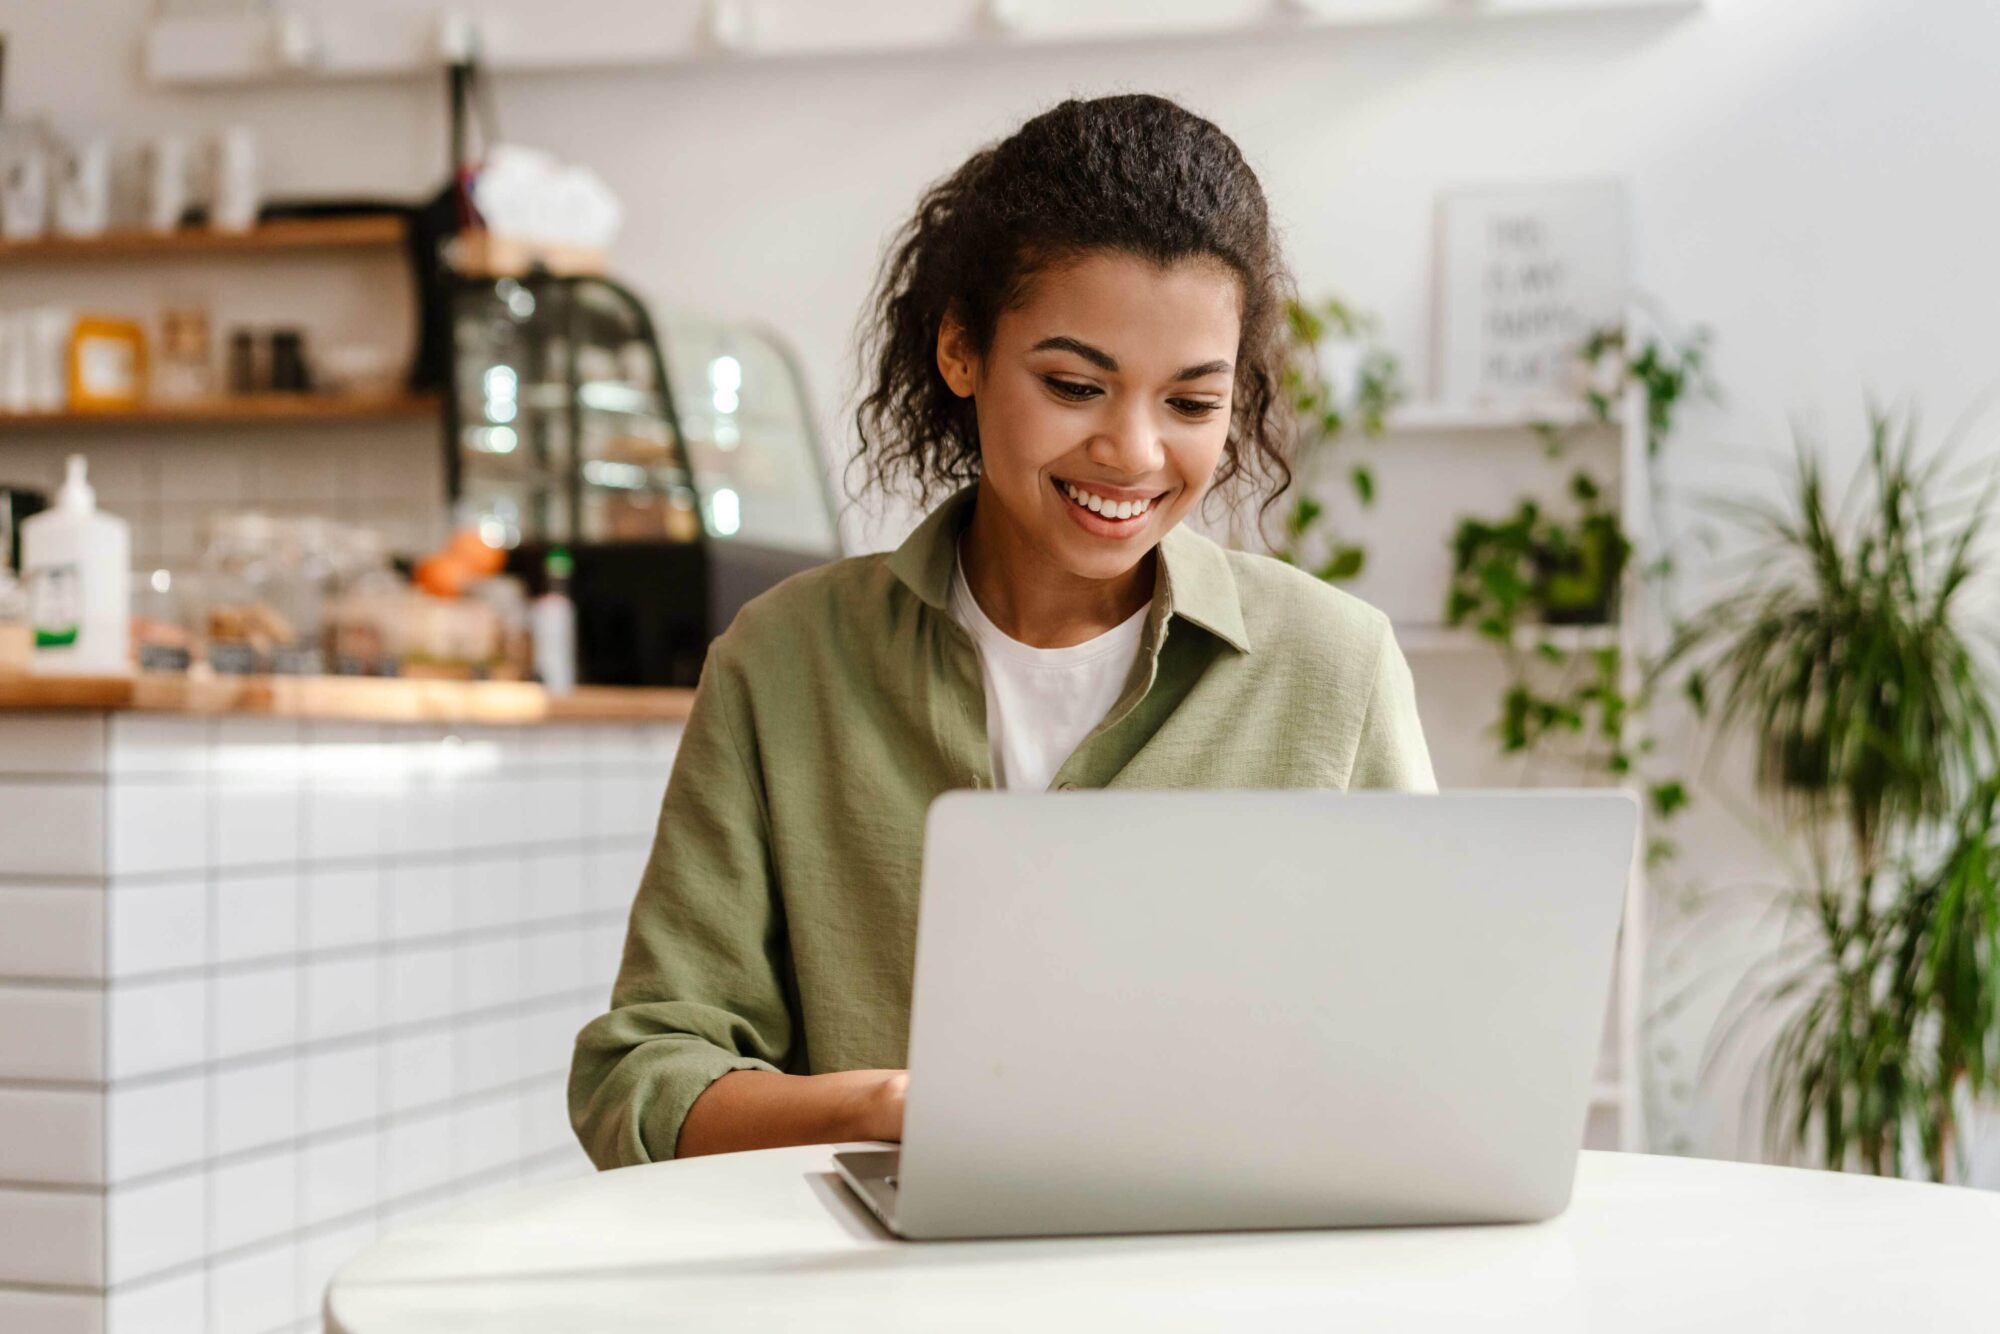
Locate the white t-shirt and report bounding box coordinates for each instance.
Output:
[947,554,1150,792]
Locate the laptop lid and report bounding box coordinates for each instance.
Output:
[893,790,1637,1239]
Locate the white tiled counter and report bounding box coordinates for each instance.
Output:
[0,687,689,1334]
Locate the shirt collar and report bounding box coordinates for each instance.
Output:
[886,485,1252,654]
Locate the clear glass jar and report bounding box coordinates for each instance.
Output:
[154,306,214,403]
[131,566,195,674]
[199,512,289,674]
[272,517,343,674]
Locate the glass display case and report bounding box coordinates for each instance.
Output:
[447,273,704,549]
[447,275,841,557]
[656,308,841,557]
[445,272,841,683]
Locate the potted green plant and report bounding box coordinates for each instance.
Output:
[1538,511,1628,626]
[1669,407,2000,1180]
[1447,470,1629,635]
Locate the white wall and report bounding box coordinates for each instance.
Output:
[8,0,2000,1179]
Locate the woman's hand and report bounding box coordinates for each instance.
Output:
[677,1067,908,1157]
[848,1068,908,1143]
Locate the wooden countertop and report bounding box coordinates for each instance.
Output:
[0,674,695,725]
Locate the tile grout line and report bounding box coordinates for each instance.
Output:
[0,831,655,892]
[0,1068,575,1195]
[0,1144,584,1303]
[0,980,608,1093]
[0,902,632,988]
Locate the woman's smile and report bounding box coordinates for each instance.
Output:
[1051,475,1168,536]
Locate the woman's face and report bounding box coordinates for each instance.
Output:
[937,251,1242,582]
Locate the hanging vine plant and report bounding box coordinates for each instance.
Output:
[1273,296,1406,582]
[1443,320,1711,853]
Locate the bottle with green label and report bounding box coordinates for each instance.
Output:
[532,546,577,695]
[22,455,131,677]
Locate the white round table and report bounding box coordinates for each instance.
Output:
[328,1145,2000,1332]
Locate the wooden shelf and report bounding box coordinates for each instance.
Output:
[1396,623,1621,655]
[0,215,405,264]
[0,392,438,429]
[1380,400,1618,434]
[449,230,605,279]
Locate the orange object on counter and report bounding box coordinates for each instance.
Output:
[68,315,149,410]
[413,553,468,598]
[412,529,508,598]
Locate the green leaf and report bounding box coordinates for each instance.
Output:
[1649,780,1689,819]
[1316,546,1366,582]
[1349,465,1375,508]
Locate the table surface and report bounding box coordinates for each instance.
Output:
[327,1144,2000,1332]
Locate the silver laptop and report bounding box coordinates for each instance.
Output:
[833,789,1637,1240]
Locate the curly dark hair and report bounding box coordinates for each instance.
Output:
[853,93,1297,514]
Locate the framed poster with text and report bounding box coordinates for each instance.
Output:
[1434,180,1628,407]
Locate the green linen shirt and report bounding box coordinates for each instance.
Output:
[569,487,1436,1169]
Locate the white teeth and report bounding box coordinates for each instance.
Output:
[1062,482,1156,520]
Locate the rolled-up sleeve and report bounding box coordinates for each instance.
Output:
[568,642,792,1168]
[1345,625,1438,794]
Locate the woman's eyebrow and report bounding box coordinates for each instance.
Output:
[1031,335,1118,370]
[1030,336,1234,381]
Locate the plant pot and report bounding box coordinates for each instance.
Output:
[1534,523,1626,626]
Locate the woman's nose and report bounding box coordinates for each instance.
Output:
[1085,398,1165,475]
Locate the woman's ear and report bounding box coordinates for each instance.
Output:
[935,313,979,399]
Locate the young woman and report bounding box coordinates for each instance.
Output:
[570,94,1435,1167]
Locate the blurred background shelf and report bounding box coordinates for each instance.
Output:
[0,214,407,263]
[0,391,439,428]
[143,1,1706,84]
[1396,622,1621,654]
[1381,400,1617,433]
